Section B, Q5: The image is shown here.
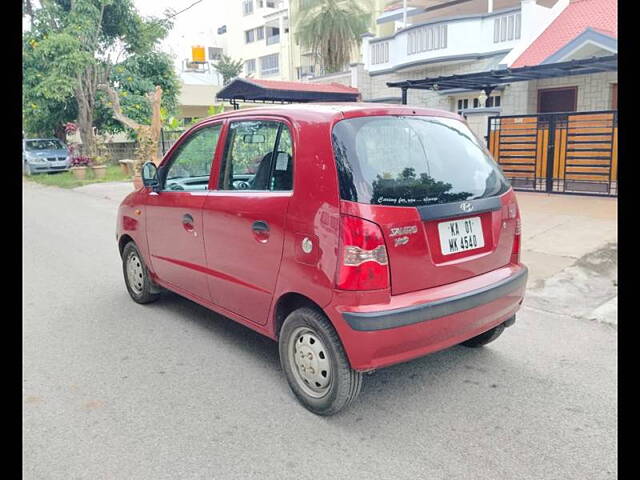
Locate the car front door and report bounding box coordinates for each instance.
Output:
[201,118,294,325]
[145,122,223,302]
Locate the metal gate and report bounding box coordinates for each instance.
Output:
[488,110,618,196]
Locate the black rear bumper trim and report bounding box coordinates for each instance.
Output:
[342,266,528,331]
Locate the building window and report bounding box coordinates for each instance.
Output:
[296,65,315,79]
[208,47,223,61]
[242,0,253,16]
[245,29,255,43]
[245,59,256,75]
[371,41,389,65]
[260,53,279,75]
[266,26,280,45]
[256,26,264,40]
[407,24,447,55]
[457,95,501,112]
[494,13,521,43]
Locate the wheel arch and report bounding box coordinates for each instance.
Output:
[272,292,326,340]
[118,234,135,258]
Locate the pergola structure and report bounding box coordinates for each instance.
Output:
[387,55,618,104]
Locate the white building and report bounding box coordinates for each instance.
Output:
[308,0,616,141]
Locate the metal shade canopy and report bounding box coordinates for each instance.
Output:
[387,55,618,104]
[216,78,361,109]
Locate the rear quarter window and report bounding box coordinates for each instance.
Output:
[332,115,509,206]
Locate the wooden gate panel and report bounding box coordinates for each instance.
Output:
[488,111,617,196]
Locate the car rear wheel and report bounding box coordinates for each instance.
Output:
[122,242,160,304]
[279,307,362,416]
[461,323,505,348]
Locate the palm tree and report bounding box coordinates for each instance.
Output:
[294,0,373,74]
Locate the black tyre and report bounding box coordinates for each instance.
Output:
[461,323,505,348]
[279,307,363,416]
[122,242,160,304]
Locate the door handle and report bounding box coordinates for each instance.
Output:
[182,213,195,232]
[252,220,270,243]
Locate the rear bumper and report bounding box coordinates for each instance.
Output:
[326,264,527,371]
[343,267,527,331]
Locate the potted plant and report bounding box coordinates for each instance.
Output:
[69,155,91,180]
[132,129,156,190]
[91,140,109,179]
[64,123,90,180]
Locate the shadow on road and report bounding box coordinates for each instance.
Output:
[141,290,503,420]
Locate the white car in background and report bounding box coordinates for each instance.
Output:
[23,138,71,175]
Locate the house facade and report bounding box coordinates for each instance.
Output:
[308,0,617,140]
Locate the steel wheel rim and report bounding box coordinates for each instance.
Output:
[126,252,145,295]
[288,327,332,398]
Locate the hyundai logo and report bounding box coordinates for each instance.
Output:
[460,202,473,213]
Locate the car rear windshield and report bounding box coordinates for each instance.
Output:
[25,139,65,151]
[332,115,509,207]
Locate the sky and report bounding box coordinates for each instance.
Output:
[134,0,228,63]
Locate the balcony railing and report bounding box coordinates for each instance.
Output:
[365,8,523,73]
[266,35,280,45]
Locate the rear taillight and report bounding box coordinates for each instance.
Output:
[336,215,390,291]
[511,217,521,264]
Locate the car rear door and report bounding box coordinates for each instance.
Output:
[201,118,294,325]
[333,114,519,295]
[145,122,223,302]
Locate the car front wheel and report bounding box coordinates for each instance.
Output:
[122,242,160,304]
[279,307,362,416]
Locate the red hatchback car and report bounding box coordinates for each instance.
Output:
[116,104,527,415]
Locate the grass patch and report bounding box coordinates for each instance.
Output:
[24,164,131,189]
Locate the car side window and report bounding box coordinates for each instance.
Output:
[163,124,222,191]
[219,120,293,191]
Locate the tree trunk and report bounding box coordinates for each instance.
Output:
[148,86,163,165]
[75,67,98,159]
[54,124,66,143]
[77,98,96,158]
[98,84,163,169]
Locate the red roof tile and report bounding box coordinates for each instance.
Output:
[247,78,360,95]
[512,0,617,67]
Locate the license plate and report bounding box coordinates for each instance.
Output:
[438,216,484,255]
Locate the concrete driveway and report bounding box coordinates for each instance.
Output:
[23,181,617,479]
[517,192,617,287]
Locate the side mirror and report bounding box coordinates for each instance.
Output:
[142,162,159,190]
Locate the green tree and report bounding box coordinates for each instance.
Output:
[22,0,176,156]
[95,51,180,135]
[213,55,244,85]
[294,0,373,73]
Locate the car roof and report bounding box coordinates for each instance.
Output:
[24,138,65,142]
[197,102,464,125]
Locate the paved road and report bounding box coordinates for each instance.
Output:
[23,181,617,480]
